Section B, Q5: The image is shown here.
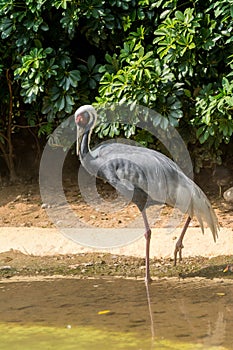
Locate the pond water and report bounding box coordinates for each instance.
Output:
[0,277,232,350]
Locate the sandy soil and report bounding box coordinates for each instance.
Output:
[0,175,232,229]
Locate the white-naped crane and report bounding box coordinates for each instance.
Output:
[74,105,219,283]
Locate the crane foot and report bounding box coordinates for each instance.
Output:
[174,242,184,266]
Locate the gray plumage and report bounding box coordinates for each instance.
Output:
[74,105,219,282]
[91,143,218,240]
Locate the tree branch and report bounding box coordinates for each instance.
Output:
[0,130,9,143]
[13,122,47,129]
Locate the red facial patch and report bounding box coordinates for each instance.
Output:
[75,113,89,126]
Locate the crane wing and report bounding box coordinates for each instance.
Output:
[94,143,219,240]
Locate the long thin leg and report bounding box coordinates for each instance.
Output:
[174,216,191,266]
[141,210,152,283]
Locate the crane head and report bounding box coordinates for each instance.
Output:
[74,105,97,155]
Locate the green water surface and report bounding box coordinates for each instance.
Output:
[0,324,228,350]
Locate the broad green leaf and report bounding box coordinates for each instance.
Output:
[87,55,96,70]
[175,11,185,21]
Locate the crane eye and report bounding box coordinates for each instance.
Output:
[75,112,90,126]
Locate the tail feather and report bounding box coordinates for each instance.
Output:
[188,184,219,241]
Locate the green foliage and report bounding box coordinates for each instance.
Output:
[0,0,154,131]
[153,8,200,79]
[78,55,102,90]
[194,77,233,146]
[0,0,233,176]
[96,0,233,169]
[97,27,183,137]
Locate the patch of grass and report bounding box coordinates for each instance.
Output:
[1,252,233,280]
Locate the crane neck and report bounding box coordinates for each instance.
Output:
[80,130,90,157]
[79,128,95,168]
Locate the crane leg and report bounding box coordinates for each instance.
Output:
[142,210,152,283]
[174,216,191,266]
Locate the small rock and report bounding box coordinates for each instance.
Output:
[81,262,93,267]
[223,187,233,202]
[41,203,51,209]
[56,220,62,225]
[68,264,80,269]
[154,263,161,268]
[0,266,12,270]
[14,195,22,202]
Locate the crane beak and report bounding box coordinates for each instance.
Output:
[76,125,85,155]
